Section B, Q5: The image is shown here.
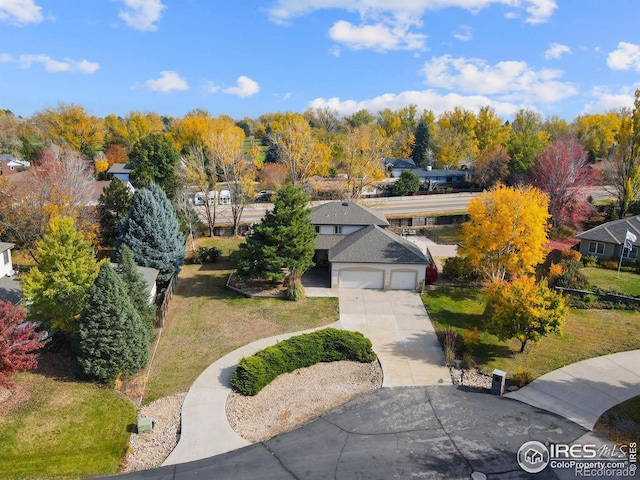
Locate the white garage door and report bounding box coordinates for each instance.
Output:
[339,270,384,289]
[390,271,417,290]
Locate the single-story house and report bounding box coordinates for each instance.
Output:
[385,158,473,191]
[0,242,15,277]
[106,163,133,182]
[575,216,640,261]
[310,201,431,290]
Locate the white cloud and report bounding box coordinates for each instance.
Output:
[308,89,521,119]
[452,25,472,41]
[329,20,427,51]
[545,42,571,60]
[223,76,260,97]
[607,42,640,71]
[119,0,166,32]
[583,85,640,114]
[0,0,42,26]
[267,1,557,27]
[329,45,341,57]
[1,53,99,73]
[146,71,188,92]
[202,81,220,94]
[421,54,577,103]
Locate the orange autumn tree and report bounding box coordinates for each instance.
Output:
[459,184,551,282]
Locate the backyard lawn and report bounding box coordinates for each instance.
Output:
[580,267,640,297]
[422,285,640,379]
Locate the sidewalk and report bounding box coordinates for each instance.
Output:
[162,322,340,466]
[506,349,640,430]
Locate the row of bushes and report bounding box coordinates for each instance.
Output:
[230,328,377,396]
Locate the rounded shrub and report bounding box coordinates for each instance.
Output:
[230,328,376,396]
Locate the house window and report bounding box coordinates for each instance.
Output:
[588,241,605,255]
[334,226,343,234]
[624,247,638,259]
[2,250,8,265]
[314,226,320,233]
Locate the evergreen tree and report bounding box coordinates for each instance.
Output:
[129,133,180,199]
[393,170,421,196]
[22,217,100,334]
[115,244,157,336]
[77,263,149,383]
[117,184,185,286]
[411,121,433,167]
[238,186,316,283]
[97,178,133,247]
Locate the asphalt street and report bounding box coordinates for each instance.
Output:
[103,385,598,480]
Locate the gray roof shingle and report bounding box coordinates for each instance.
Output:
[329,225,429,264]
[576,216,640,246]
[0,242,15,253]
[310,201,389,227]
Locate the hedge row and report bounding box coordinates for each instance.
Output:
[230,328,377,396]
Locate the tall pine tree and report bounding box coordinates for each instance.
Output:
[411,121,433,167]
[117,183,185,285]
[97,178,133,247]
[238,186,316,283]
[77,263,149,383]
[115,244,157,336]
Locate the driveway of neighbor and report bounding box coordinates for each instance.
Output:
[506,349,640,430]
[338,289,451,387]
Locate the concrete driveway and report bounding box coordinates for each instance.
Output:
[338,289,450,387]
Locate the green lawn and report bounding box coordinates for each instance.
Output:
[422,286,640,379]
[581,267,640,297]
[0,369,135,480]
[143,262,339,403]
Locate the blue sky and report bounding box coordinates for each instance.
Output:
[1,0,639,122]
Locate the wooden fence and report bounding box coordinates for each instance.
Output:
[156,275,178,327]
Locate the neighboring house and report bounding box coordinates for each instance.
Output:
[385,158,473,191]
[110,263,159,304]
[0,154,30,175]
[0,242,15,277]
[576,216,640,261]
[106,163,133,182]
[310,201,431,290]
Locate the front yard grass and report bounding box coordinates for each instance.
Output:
[143,261,339,403]
[0,363,134,480]
[594,395,640,445]
[422,286,640,379]
[581,267,640,297]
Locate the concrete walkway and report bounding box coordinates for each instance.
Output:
[506,349,640,430]
[162,322,340,466]
[338,289,451,387]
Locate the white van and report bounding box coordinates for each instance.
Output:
[194,192,206,205]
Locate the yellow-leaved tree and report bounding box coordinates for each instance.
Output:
[485,276,567,353]
[460,184,550,282]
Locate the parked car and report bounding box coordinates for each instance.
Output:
[255,190,276,202]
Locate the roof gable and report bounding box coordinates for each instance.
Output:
[329,225,429,264]
[0,242,15,253]
[576,216,640,246]
[310,201,389,227]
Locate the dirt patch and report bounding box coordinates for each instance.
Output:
[227,272,287,298]
[0,383,31,415]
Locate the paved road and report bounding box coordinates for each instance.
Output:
[105,386,599,480]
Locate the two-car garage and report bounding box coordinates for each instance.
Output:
[334,265,423,291]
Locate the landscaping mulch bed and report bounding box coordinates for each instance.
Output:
[226,272,287,298]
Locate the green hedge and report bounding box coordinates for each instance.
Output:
[230,328,377,396]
